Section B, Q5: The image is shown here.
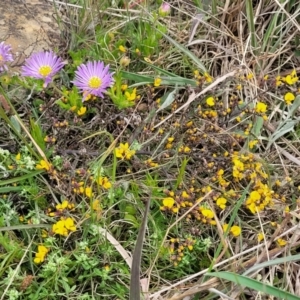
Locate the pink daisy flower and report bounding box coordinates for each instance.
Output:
[72,61,114,101]
[0,42,13,72]
[21,51,65,87]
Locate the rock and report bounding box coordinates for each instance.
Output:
[0,0,60,70]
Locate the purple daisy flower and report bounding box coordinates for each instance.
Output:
[21,51,65,87]
[0,42,13,72]
[72,61,114,100]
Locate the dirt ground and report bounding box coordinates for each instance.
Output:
[0,0,60,70]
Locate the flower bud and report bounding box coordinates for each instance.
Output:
[159,2,171,17]
[120,56,131,67]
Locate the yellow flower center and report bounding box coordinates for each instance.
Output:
[38,65,52,77]
[88,76,102,89]
[0,54,3,61]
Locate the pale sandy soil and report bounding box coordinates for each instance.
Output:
[0,0,60,70]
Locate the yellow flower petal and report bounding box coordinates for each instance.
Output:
[284,92,295,105]
[206,97,215,107]
[154,78,162,87]
[230,225,241,237]
[163,197,175,208]
[77,106,87,116]
[64,217,76,231]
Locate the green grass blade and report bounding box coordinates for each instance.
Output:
[141,60,183,77]
[252,116,264,137]
[261,12,279,53]
[0,224,52,232]
[174,157,189,190]
[159,31,207,73]
[0,170,43,187]
[243,254,300,276]
[157,86,178,112]
[245,0,257,53]
[120,70,198,87]
[130,199,151,300]
[206,271,300,300]
[0,186,25,193]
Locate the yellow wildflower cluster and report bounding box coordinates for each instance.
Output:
[34,245,49,264]
[82,93,97,101]
[283,69,298,85]
[275,75,283,87]
[204,72,213,83]
[257,232,264,242]
[52,217,76,236]
[284,92,295,105]
[91,199,102,220]
[92,199,102,212]
[115,142,136,160]
[71,180,93,197]
[96,176,112,189]
[185,127,199,143]
[125,88,138,102]
[118,45,127,53]
[145,159,159,168]
[121,84,128,91]
[168,237,196,266]
[193,70,213,84]
[70,103,88,116]
[258,232,287,247]
[206,96,215,107]
[160,197,179,213]
[54,120,69,128]
[48,200,75,217]
[230,152,276,213]
[232,153,247,181]
[44,136,56,143]
[231,152,268,181]
[198,106,218,119]
[245,180,273,214]
[197,207,216,225]
[77,106,87,116]
[216,169,230,189]
[36,159,57,177]
[36,159,52,172]
[222,224,241,237]
[275,70,298,86]
[56,199,74,211]
[165,137,175,149]
[178,145,191,153]
[187,203,217,225]
[255,102,267,114]
[276,238,287,247]
[249,140,259,149]
[216,197,227,209]
[154,77,162,87]
[160,190,195,214]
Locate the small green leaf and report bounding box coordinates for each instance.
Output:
[288,95,300,118]
[0,170,43,186]
[252,116,264,137]
[267,120,297,149]
[10,115,21,133]
[30,118,46,152]
[124,214,138,227]
[157,87,178,112]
